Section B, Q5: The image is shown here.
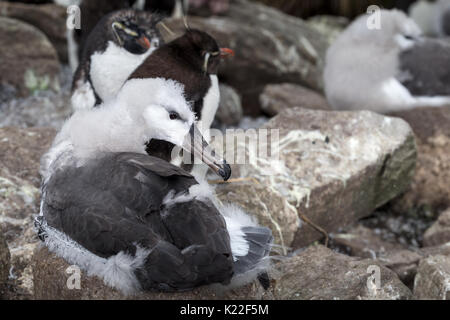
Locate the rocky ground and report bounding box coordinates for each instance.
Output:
[1,0,450,300]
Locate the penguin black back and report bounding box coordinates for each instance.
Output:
[129,29,221,116]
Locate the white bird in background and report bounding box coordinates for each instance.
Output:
[324,9,450,113]
[409,0,450,37]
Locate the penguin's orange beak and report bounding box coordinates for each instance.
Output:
[137,36,151,50]
[220,47,234,58]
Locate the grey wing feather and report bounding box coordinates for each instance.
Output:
[233,226,273,275]
[42,152,233,291]
[398,39,450,96]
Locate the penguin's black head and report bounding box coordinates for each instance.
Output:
[112,19,154,54]
[179,29,234,74]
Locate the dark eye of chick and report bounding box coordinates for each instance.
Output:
[169,112,180,120]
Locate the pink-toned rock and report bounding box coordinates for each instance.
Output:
[0,17,60,97]
[389,106,450,212]
[0,2,67,63]
[260,83,330,116]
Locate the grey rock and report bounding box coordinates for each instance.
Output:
[423,208,450,247]
[331,225,405,258]
[332,222,450,288]
[0,17,60,98]
[260,83,330,116]
[376,249,422,286]
[275,245,412,300]
[331,225,421,285]
[214,107,416,248]
[0,2,67,63]
[0,127,56,297]
[413,255,450,300]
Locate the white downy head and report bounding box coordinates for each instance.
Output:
[48,77,231,180]
[117,78,196,147]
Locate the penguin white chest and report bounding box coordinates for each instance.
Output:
[199,75,220,139]
[90,42,153,102]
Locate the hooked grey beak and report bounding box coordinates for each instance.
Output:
[182,124,231,181]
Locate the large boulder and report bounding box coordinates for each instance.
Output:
[259,83,330,116]
[390,106,450,212]
[163,0,328,115]
[215,107,416,248]
[414,255,450,299]
[0,127,56,297]
[0,2,67,63]
[0,17,60,98]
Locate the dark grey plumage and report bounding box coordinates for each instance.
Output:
[443,10,450,36]
[42,153,234,291]
[399,38,450,96]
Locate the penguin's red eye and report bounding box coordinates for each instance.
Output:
[169,112,179,120]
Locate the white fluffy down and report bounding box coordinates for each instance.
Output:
[71,80,96,111]
[43,78,195,174]
[39,219,149,295]
[324,9,450,112]
[220,204,258,259]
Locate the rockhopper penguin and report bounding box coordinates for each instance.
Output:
[129,28,234,162]
[71,9,164,111]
